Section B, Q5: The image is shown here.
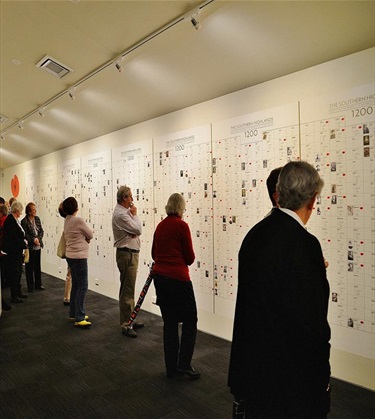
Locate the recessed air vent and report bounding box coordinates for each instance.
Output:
[36,55,73,78]
[0,114,8,124]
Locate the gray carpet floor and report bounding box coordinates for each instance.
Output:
[0,273,374,418]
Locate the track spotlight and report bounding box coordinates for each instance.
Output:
[115,59,124,73]
[68,87,76,100]
[38,107,46,118]
[191,16,201,30]
[184,9,202,31]
[18,120,24,130]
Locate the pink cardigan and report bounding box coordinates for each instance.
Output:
[64,215,93,259]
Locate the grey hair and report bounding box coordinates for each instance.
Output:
[10,200,23,214]
[117,185,131,204]
[277,161,324,211]
[165,193,185,217]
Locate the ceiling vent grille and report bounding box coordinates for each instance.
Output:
[0,115,8,124]
[36,55,73,78]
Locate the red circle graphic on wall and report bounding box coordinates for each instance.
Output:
[11,175,20,197]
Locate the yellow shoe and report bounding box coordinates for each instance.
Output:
[69,315,89,322]
[74,320,91,328]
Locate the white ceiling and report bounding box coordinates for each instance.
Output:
[1,0,374,169]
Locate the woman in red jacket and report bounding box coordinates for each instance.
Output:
[152,193,200,380]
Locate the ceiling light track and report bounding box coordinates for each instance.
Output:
[0,0,215,138]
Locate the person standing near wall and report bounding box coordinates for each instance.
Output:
[63,197,93,328]
[152,193,200,379]
[112,185,143,338]
[266,166,283,212]
[21,202,45,293]
[229,161,331,418]
[0,203,12,311]
[2,201,28,304]
[58,202,72,306]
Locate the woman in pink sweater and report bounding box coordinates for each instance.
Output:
[152,193,200,379]
[63,197,93,328]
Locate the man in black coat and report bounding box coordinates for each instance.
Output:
[229,161,331,418]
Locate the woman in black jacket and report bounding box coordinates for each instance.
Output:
[2,201,28,303]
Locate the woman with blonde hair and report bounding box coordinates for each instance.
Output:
[152,193,200,379]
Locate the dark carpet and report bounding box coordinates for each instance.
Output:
[0,273,374,418]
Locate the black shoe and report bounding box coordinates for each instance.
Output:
[35,286,45,291]
[133,322,144,329]
[28,289,35,293]
[10,297,24,304]
[166,369,177,379]
[2,300,12,311]
[177,366,201,379]
[63,301,70,306]
[123,327,137,338]
[18,293,28,298]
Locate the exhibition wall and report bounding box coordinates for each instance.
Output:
[1,48,374,390]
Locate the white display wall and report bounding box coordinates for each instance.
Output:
[1,48,374,390]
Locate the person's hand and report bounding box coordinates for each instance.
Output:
[34,238,40,246]
[130,204,137,216]
[324,258,329,269]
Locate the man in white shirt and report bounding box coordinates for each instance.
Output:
[112,185,143,338]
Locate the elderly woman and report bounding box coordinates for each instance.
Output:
[21,202,45,292]
[2,201,28,303]
[152,193,200,379]
[62,197,93,328]
[0,204,11,310]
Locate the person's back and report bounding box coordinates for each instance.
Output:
[229,161,331,418]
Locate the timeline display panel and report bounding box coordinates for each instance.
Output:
[153,126,214,297]
[212,104,300,300]
[81,151,113,280]
[112,139,154,286]
[300,84,375,338]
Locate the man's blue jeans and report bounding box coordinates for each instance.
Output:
[66,258,88,321]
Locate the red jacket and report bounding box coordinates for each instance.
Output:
[151,215,195,281]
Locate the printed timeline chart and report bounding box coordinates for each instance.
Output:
[212,103,300,300]
[81,150,114,280]
[38,164,59,264]
[301,84,375,335]
[112,139,154,285]
[153,126,214,296]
